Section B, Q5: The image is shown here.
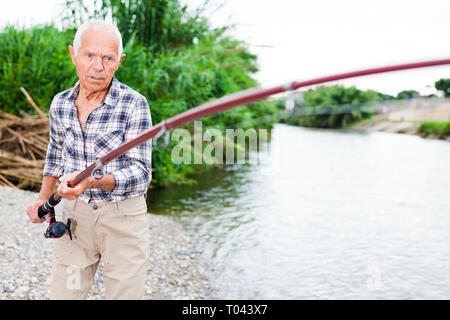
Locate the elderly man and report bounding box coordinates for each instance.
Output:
[26,20,152,300]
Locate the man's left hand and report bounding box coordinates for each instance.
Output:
[57,171,93,200]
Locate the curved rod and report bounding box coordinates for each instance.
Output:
[45,58,450,204]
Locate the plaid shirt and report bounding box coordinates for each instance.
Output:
[43,77,152,203]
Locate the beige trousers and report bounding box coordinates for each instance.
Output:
[50,195,150,300]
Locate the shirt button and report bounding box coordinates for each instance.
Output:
[93,205,98,210]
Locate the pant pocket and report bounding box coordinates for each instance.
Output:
[116,195,147,216]
[54,232,98,269]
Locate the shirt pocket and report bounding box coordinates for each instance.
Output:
[94,129,124,158]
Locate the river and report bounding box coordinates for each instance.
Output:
[147,124,450,299]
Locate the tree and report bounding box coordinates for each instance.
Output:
[282,85,377,129]
[435,78,450,97]
[396,90,419,100]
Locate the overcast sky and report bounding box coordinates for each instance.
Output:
[1,0,450,96]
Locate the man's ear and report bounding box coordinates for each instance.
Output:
[68,45,76,65]
[118,54,126,65]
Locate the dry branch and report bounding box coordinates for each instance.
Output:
[20,87,47,118]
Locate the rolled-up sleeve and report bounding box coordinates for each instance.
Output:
[111,97,152,195]
[43,98,65,178]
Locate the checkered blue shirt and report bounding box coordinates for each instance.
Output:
[43,77,152,203]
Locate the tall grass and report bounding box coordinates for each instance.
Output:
[0,25,77,114]
[63,0,211,51]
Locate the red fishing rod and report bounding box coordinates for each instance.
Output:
[37,58,450,239]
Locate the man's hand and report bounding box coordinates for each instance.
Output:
[57,171,93,200]
[27,176,59,224]
[27,200,50,224]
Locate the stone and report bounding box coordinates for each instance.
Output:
[3,286,15,293]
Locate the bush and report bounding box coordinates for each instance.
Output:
[417,121,450,138]
[283,85,379,128]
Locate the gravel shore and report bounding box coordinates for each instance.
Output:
[0,186,218,300]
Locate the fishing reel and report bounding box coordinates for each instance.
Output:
[92,159,105,181]
[38,194,72,240]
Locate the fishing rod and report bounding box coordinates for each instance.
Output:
[37,58,450,239]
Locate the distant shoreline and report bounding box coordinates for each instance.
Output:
[351,117,450,142]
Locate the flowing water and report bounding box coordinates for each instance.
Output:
[147,124,450,299]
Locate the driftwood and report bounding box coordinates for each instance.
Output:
[0,88,49,191]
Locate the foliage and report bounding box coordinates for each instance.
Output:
[115,31,277,186]
[0,25,77,115]
[374,91,395,101]
[282,85,379,128]
[396,89,419,100]
[417,121,450,139]
[63,0,211,51]
[435,78,450,97]
[117,31,260,124]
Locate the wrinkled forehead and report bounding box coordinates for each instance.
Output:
[79,28,120,56]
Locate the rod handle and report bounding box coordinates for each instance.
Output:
[37,194,61,218]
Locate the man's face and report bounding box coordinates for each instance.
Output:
[69,29,125,92]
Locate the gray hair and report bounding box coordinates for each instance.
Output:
[73,20,123,59]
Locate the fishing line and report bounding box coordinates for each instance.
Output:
[36,58,450,239]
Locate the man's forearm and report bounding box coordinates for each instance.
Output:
[88,174,116,192]
[38,176,59,201]
[44,171,125,198]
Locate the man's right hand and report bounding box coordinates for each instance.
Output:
[27,200,50,224]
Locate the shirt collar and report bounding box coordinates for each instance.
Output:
[65,76,120,107]
[103,77,120,107]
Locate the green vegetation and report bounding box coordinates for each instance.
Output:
[280,85,381,128]
[417,121,450,139]
[0,26,77,114]
[435,78,450,97]
[396,90,419,100]
[63,0,211,52]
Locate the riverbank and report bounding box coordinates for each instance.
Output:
[350,100,450,141]
[351,115,450,141]
[0,186,218,300]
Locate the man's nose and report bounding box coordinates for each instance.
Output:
[92,57,104,72]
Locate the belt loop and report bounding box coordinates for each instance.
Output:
[115,201,121,215]
[73,198,78,211]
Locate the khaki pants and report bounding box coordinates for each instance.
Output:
[50,195,150,300]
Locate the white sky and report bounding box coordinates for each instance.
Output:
[1,0,450,96]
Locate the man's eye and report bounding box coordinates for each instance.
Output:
[105,57,112,61]
[87,53,92,58]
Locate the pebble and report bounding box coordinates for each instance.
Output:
[3,286,14,293]
[0,186,218,300]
